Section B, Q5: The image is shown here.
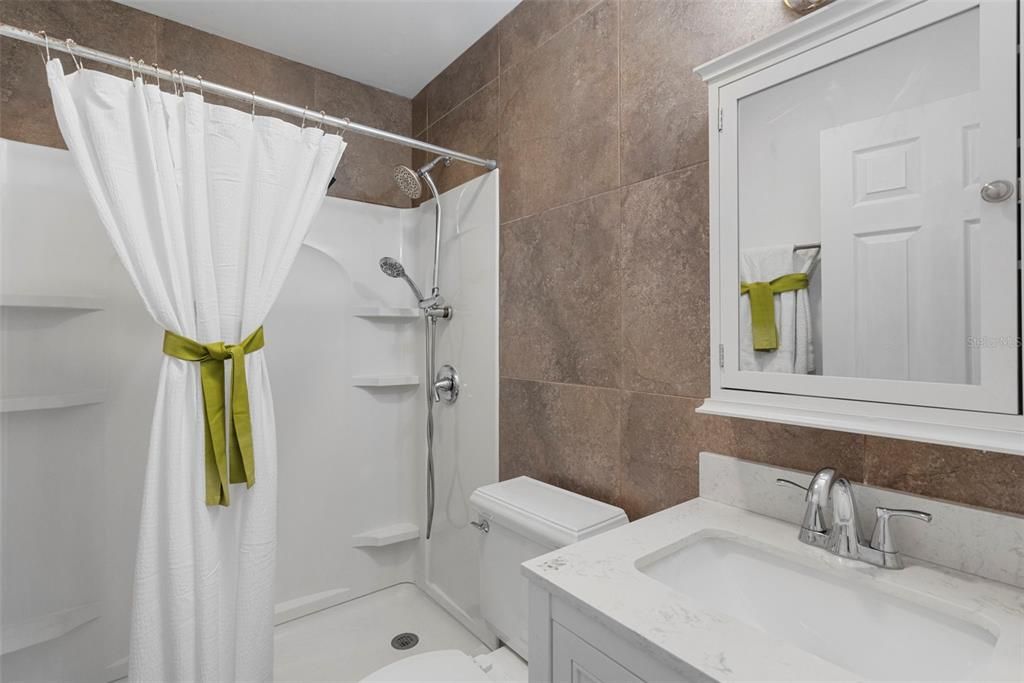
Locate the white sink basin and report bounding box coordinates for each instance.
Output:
[639,535,998,681]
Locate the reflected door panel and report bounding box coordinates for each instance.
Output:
[820,93,980,384]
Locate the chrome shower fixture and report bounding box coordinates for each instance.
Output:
[379,256,424,302]
[393,165,423,199]
[392,157,452,201]
[385,154,453,543]
[379,256,449,312]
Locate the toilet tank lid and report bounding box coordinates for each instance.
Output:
[469,477,628,548]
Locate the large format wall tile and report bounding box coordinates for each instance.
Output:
[412,88,428,136]
[315,71,412,207]
[501,192,621,388]
[865,438,1024,515]
[0,0,159,148]
[500,378,622,505]
[619,393,715,519]
[619,0,792,184]
[722,418,867,481]
[498,0,618,222]
[498,0,601,73]
[428,80,498,195]
[426,28,498,125]
[621,163,710,398]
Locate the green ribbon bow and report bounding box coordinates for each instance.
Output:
[162,326,265,506]
[740,273,809,351]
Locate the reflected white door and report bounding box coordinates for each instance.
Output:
[821,93,984,385]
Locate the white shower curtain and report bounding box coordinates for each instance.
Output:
[46,60,345,681]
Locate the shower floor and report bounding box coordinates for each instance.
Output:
[274,582,491,682]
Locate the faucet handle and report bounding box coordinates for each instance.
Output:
[776,467,835,539]
[776,478,808,494]
[870,507,932,555]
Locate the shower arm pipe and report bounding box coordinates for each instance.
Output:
[0,22,499,171]
[420,169,443,297]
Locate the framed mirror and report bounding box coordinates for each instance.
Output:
[698,0,1023,453]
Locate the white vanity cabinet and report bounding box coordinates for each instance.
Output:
[697,0,1024,453]
[528,584,709,683]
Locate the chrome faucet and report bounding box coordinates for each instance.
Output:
[778,468,932,569]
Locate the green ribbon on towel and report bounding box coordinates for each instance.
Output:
[740,273,809,352]
[163,326,265,506]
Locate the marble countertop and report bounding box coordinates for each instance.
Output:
[522,498,1024,682]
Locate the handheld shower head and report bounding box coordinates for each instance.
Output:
[379,256,425,302]
[379,256,406,279]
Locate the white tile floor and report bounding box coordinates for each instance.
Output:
[274,583,491,683]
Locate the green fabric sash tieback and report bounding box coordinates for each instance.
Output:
[162,326,265,506]
[740,273,809,352]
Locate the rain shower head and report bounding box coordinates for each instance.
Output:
[379,256,425,302]
[393,156,452,200]
[393,166,422,199]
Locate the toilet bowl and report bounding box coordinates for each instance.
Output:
[360,477,628,682]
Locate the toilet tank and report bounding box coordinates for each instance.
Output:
[468,477,628,660]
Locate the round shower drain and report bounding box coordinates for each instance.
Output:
[390,632,419,651]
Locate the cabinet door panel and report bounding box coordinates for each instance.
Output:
[552,622,644,683]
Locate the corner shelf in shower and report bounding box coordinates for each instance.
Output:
[0,390,106,414]
[351,375,420,388]
[351,306,420,320]
[351,522,420,548]
[1,294,105,311]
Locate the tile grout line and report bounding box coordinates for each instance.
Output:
[615,0,627,499]
[500,375,709,404]
[500,158,710,229]
[496,0,607,80]
[426,75,498,132]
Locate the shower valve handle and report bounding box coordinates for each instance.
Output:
[433,364,459,404]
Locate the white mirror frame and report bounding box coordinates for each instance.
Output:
[696,0,1024,455]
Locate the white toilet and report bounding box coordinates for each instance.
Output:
[362,476,628,682]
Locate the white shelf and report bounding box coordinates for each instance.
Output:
[351,375,420,388]
[1,294,104,311]
[0,391,106,413]
[351,523,420,548]
[2,602,101,655]
[352,306,420,320]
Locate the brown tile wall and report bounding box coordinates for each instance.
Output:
[418,0,1024,521]
[0,0,413,208]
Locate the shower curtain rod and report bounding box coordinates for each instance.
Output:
[0,22,499,171]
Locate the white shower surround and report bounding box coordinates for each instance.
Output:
[0,139,499,680]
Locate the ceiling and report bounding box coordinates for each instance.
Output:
[116,0,520,97]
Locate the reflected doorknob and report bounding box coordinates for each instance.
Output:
[980,179,1015,203]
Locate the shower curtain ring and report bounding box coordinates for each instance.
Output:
[196,74,204,97]
[153,63,161,89]
[38,30,50,65]
[339,117,351,141]
[129,57,137,83]
[251,91,257,120]
[318,110,326,130]
[65,39,83,70]
[301,106,309,128]
[170,69,179,96]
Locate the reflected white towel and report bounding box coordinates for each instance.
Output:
[739,245,817,374]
